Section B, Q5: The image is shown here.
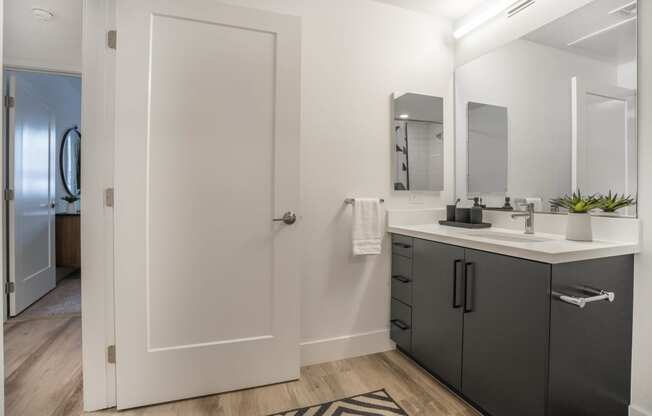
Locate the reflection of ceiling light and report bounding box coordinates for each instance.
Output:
[399,114,409,119]
[32,8,54,22]
[610,1,637,18]
[454,0,519,39]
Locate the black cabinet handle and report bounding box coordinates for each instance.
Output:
[390,319,410,330]
[392,275,411,283]
[453,259,463,308]
[464,262,474,313]
[392,242,412,249]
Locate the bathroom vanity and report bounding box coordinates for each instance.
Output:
[388,221,637,416]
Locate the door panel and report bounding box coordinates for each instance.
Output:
[549,256,633,416]
[412,239,465,390]
[462,249,550,416]
[114,0,301,409]
[6,73,56,316]
[572,77,637,216]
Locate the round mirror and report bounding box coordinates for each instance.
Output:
[60,126,81,197]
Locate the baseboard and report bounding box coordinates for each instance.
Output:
[300,329,394,366]
[631,404,652,416]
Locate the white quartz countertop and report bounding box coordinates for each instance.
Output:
[388,223,640,264]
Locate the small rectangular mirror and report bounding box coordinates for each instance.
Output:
[467,102,508,195]
[392,93,444,192]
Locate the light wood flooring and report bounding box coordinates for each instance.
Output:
[93,351,479,416]
[6,311,479,416]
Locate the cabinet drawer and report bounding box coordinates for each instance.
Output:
[392,234,413,258]
[390,299,412,352]
[391,255,412,305]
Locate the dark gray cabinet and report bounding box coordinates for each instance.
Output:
[412,239,465,390]
[549,256,633,416]
[390,234,633,416]
[462,249,550,416]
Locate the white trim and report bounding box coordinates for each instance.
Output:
[2,59,81,76]
[81,0,116,411]
[300,329,394,367]
[631,405,652,416]
[0,0,6,412]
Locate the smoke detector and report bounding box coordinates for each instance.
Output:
[32,7,54,22]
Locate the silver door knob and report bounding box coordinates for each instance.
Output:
[273,211,297,225]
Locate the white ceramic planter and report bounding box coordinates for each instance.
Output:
[566,213,593,241]
[67,202,77,214]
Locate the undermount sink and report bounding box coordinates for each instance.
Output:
[459,230,553,243]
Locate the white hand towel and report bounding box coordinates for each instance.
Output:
[352,198,382,256]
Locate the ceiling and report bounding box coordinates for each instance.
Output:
[373,0,490,21]
[3,0,83,73]
[394,93,444,123]
[525,0,637,64]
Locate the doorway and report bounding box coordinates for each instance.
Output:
[2,0,84,414]
[3,69,83,415]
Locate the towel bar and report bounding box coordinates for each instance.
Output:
[344,198,385,204]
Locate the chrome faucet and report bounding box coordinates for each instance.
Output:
[511,203,535,234]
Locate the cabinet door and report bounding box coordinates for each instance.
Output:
[412,239,465,390]
[462,249,550,416]
[549,256,633,416]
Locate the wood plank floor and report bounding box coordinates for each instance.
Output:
[5,312,479,416]
[4,316,83,416]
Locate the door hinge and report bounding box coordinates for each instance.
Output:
[105,188,114,207]
[107,345,116,364]
[4,96,15,109]
[4,189,14,201]
[107,30,117,50]
[4,282,15,294]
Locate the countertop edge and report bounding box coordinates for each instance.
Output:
[387,226,639,264]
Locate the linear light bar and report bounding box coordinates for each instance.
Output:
[454,0,535,39]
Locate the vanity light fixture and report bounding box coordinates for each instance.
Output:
[454,0,535,39]
[399,114,409,119]
[32,7,54,22]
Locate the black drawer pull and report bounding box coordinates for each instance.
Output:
[392,275,411,283]
[453,259,463,309]
[464,262,474,313]
[392,242,412,249]
[390,319,410,330]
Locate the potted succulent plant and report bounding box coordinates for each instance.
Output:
[598,191,636,215]
[62,195,79,214]
[549,190,605,241]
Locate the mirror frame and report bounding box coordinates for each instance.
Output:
[59,125,82,197]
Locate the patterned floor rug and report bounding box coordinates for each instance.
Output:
[269,389,408,415]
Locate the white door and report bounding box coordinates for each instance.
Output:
[6,73,57,316]
[114,0,301,409]
[572,77,637,200]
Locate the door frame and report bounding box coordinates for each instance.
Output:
[0,0,118,412]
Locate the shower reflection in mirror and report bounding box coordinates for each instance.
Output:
[392,93,444,192]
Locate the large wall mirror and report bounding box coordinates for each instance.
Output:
[455,0,637,216]
[392,93,444,192]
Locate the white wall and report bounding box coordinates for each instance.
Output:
[631,2,652,415]
[455,39,618,208]
[211,0,454,363]
[5,71,82,213]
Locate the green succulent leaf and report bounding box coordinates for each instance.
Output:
[598,191,636,212]
[549,189,605,213]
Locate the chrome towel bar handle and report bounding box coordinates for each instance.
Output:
[559,290,615,308]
